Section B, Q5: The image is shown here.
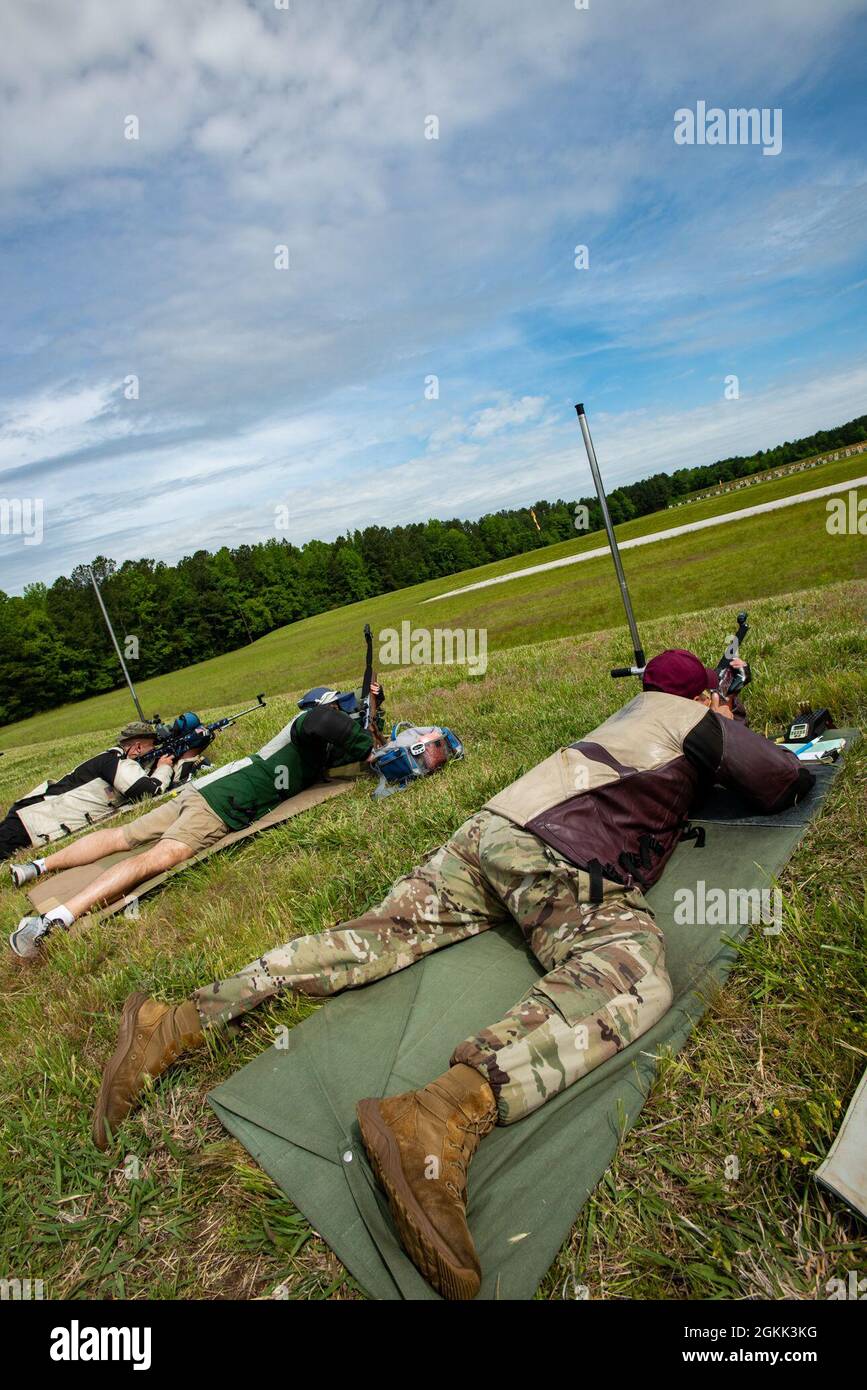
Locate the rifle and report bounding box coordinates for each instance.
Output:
[360,624,386,746]
[575,404,752,700]
[610,611,752,703]
[715,612,751,700]
[137,694,267,771]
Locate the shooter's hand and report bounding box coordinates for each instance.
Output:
[157,754,176,768]
[710,692,734,720]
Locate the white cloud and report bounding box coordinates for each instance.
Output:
[471,396,545,438]
[0,383,121,469]
[1,1,866,595]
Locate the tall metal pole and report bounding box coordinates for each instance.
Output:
[574,403,646,674]
[89,566,147,721]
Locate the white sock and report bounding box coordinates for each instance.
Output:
[33,858,46,874]
[45,905,74,929]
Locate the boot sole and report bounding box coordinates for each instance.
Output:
[8,929,40,960]
[91,990,150,1151]
[356,1098,481,1300]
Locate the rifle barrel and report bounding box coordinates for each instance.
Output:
[220,697,267,724]
[575,404,646,672]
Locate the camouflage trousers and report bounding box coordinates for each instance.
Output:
[193,811,673,1124]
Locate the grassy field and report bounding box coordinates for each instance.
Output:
[0,574,865,1301]
[2,448,865,752]
[669,445,865,508]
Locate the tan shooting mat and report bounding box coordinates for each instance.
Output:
[27,781,351,916]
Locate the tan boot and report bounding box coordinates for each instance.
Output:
[357,1063,497,1300]
[92,992,204,1150]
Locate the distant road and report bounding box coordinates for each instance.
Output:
[425,476,867,604]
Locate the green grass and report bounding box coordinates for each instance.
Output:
[0,579,865,1300]
[2,448,865,751]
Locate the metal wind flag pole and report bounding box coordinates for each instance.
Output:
[574,403,646,677]
[88,566,147,720]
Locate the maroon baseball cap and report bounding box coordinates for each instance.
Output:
[642,649,718,699]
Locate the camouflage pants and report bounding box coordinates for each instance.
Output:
[193,811,673,1124]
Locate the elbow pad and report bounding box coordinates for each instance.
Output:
[716,715,810,813]
[113,756,169,801]
[122,774,164,801]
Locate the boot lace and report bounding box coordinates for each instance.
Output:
[443,1116,490,1201]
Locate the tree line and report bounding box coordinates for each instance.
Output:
[2,413,865,726]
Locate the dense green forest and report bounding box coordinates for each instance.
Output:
[2,413,865,725]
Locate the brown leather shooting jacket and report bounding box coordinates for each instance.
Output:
[486,692,813,893]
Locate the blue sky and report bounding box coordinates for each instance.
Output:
[2,0,866,594]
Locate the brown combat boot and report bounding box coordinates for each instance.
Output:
[356,1063,497,1300]
[92,992,204,1150]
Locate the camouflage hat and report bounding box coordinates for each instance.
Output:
[117,721,157,743]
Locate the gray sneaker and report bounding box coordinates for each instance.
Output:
[10,861,42,889]
[9,915,52,960]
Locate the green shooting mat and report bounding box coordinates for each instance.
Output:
[209,733,858,1300]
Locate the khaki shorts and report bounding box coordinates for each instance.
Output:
[122,789,227,854]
